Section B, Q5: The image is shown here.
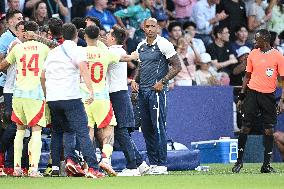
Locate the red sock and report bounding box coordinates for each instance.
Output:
[0,153,4,168]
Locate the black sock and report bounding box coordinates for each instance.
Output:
[263,134,273,166]
[237,133,248,162]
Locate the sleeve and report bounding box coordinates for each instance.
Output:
[5,47,16,64]
[245,53,253,73]
[0,36,8,54]
[158,38,177,59]
[75,47,88,64]
[173,0,192,7]
[114,6,137,18]
[108,51,120,64]
[192,4,210,32]
[277,53,284,76]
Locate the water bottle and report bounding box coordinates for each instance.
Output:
[195,166,209,172]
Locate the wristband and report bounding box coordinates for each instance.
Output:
[238,93,246,101]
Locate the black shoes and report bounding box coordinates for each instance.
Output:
[232,161,243,173]
[260,164,276,173]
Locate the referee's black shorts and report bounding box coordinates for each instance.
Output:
[242,88,277,126]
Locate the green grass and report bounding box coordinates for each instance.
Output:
[1,163,284,189]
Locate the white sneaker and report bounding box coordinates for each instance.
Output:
[0,168,7,177]
[148,165,168,175]
[117,168,141,176]
[138,161,150,175]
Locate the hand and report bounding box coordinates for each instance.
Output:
[236,100,243,113]
[131,80,139,92]
[85,92,94,105]
[130,51,139,61]
[216,11,228,21]
[264,12,272,22]
[152,81,164,92]
[277,99,284,115]
[24,31,37,40]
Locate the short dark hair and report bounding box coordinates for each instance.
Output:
[213,25,227,38]
[62,23,77,40]
[269,31,277,46]
[85,16,101,28]
[24,21,39,32]
[15,20,25,30]
[5,9,22,21]
[48,17,63,37]
[234,25,248,33]
[256,29,271,43]
[111,25,126,45]
[85,25,100,40]
[183,21,196,30]
[168,21,182,33]
[72,17,86,29]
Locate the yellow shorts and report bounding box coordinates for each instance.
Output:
[84,99,116,128]
[12,98,46,127]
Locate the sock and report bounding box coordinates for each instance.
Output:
[0,152,4,168]
[52,166,59,171]
[29,131,42,169]
[237,133,248,162]
[28,137,33,167]
[263,134,273,165]
[14,130,25,168]
[102,144,113,159]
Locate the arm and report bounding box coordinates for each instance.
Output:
[115,16,127,29]
[79,61,94,104]
[233,62,246,75]
[240,72,251,94]
[41,71,46,97]
[55,0,69,17]
[161,54,182,83]
[25,0,41,9]
[211,54,238,70]
[0,59,10,71]
[130,60,141,92]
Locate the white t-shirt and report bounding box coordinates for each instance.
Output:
[4,38,21,94]
[44,40,87,101]
[107,45,128,93]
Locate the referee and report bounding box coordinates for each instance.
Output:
[131,18,182,174]
[232,29,284,173]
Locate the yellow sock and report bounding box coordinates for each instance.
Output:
[30,131,42,169]
[102,144,113,159]
[14,130,25,168]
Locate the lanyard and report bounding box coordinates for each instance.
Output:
[46,0,59,15]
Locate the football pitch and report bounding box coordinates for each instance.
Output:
[1,163,284,189]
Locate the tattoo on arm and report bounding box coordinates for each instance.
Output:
[103,134,114,146]
[132,61,141,82]
[162,54,182,83]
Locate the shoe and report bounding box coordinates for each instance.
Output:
[148,165,168,175]
[44,166,52,176]
[13,168,23,177]
[99,158,117,176]
[22,168,28,176]
[4,168,14,176]
[28,170,43,178]
[138,161,150,175]
[260,164,276,173]
[232,161,243,173]
[59,161,67,177]
[51,170,60,177]
[86,168,105,178]
[0,168,7,177]
[66,158,85,177]
[117,168,141,176]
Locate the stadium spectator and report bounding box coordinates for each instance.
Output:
[154,9,169,39]
[194,53,219,86]
[30,1,48,27]
[230,25,252,58]
[173,0,197,24]
[168,21,182,48]
[43,23,105,178]
[217,0,247,41]
[191,0,228,47]
[5,0,24,12]
[131,18,181,174]
[269,30,284,54]
[174,37,196,86]
[232,29,284,173]
[207,25,238,77]
[268,0,284,34]
[25,0,69,21]
[247,0,272,42]
[47,17,64,44]
[86,0,117,32]
[183,21,206,61]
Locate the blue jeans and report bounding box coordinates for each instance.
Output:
[48,99,99,169]
[138,88,167,166]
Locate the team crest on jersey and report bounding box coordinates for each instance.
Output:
[266,68,274,77]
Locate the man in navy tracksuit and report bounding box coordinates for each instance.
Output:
[131,18,181,175]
